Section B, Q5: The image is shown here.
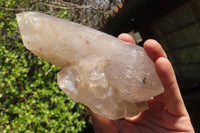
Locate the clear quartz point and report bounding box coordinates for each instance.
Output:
[17,12,164,120]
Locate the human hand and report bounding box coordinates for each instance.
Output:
[86,33,195,133]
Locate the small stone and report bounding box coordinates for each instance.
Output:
[17,12,164,120]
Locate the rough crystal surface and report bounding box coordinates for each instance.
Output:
[17,12,164,120]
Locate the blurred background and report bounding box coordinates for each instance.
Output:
[0,0,199,132]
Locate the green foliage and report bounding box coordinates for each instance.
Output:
[0,0,92,132]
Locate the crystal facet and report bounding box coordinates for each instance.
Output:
[17,12,164,120]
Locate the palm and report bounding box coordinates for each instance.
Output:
[87,34,194,133]
[119,95,193,133]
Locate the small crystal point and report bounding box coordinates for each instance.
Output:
[17,12,164,120]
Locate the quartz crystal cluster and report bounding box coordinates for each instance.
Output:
[17,12,164,120]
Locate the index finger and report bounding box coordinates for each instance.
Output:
[118,33,135,44]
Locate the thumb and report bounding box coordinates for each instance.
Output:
[84,106,118,133]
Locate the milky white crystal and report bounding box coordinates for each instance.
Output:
[17,12,164,120]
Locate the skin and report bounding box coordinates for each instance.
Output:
[86,33,195,133]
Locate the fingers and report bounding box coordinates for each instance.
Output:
[144,39,188,116]
[155,57,188,116]
[143,39,167,62]
[118,33,135,44]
